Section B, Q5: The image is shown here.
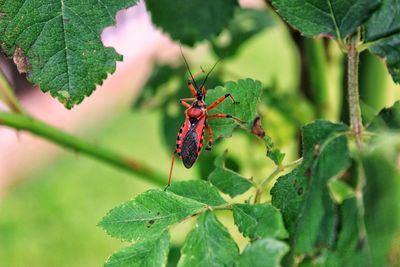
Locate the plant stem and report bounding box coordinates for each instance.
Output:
[347,34,363,148]
[304,38,331,119]
[0,112,166,186]
[254,157,303,204]
[0,73,25,113]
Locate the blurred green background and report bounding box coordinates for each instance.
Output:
[1,4,400,267]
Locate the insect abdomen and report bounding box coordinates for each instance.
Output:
[181,130,199,168]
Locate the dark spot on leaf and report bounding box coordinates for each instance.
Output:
[297,187,304,195]
[305,168,312,176]
[148,219,155,225]
[157,212,160,215]
[13,47,30,73]
[251,117,265,138]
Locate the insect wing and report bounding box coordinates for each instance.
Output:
[181,118,205,168]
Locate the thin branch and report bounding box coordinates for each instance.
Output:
[348,33,363,148]
[0,73,25,113]
[0,112,166,186]
[254,157,303,204]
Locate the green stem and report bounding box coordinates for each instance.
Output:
[0,112,166,186]
[347,34,363,148]
[304,38,331,119]
[0,73,25,113]
[254,157,303,204]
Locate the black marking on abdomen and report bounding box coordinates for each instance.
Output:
[181,130,198,168]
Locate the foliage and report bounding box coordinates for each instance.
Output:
[0,0,140,108]
[0,0,400,267]
[145,0,238,46]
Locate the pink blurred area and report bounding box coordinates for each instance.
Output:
[0,1,177,194]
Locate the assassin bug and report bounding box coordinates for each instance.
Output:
[166,48,243,188]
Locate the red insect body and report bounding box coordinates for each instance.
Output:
[166,50,243,188]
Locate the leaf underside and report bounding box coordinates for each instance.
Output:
[365,0,400,84]
[0,0,139,108]
[145,0,238,46]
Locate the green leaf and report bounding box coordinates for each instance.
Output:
[169,180,226,207]
[365,0,400,83]
[104,231,170,267]
[233,203,288,240]
[264,135,285,166]
[178,211,239,267]
[0,0,139,108]
[208,151,253,198]
[211,8,275,58]
[99,189,205,242]
[145,0,238,46]
[207,78,262,140]
[271,0,380,39]
[237,238,289,267]
[271,120,350,257]
[328,179,355,204]
[362,139,400,266]
[323,197,371,267]
[368,101,400,130]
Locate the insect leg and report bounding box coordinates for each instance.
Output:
[187,69,205,96]
[208,113,243,123]
[207,93,238,111]
[166,150,177,190]
[205,123,213,150]
[200,86,207,96]
[180,98,195,108]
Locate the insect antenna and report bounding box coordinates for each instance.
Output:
[200,59,221,89]
[179,45,200,93]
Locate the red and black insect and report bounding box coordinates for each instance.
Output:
[167,49,243,187]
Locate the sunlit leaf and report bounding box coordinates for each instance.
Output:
[207,78,262,139]
[178,211,239,267]
[233,203,288,240]
[208,151,253,198]
[99,190,205,242]
[105,231,170,267]
[169,180,226,207]
[237,238,289,267]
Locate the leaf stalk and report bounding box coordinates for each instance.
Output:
[0,112,166,186]
[347,33,363,148]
